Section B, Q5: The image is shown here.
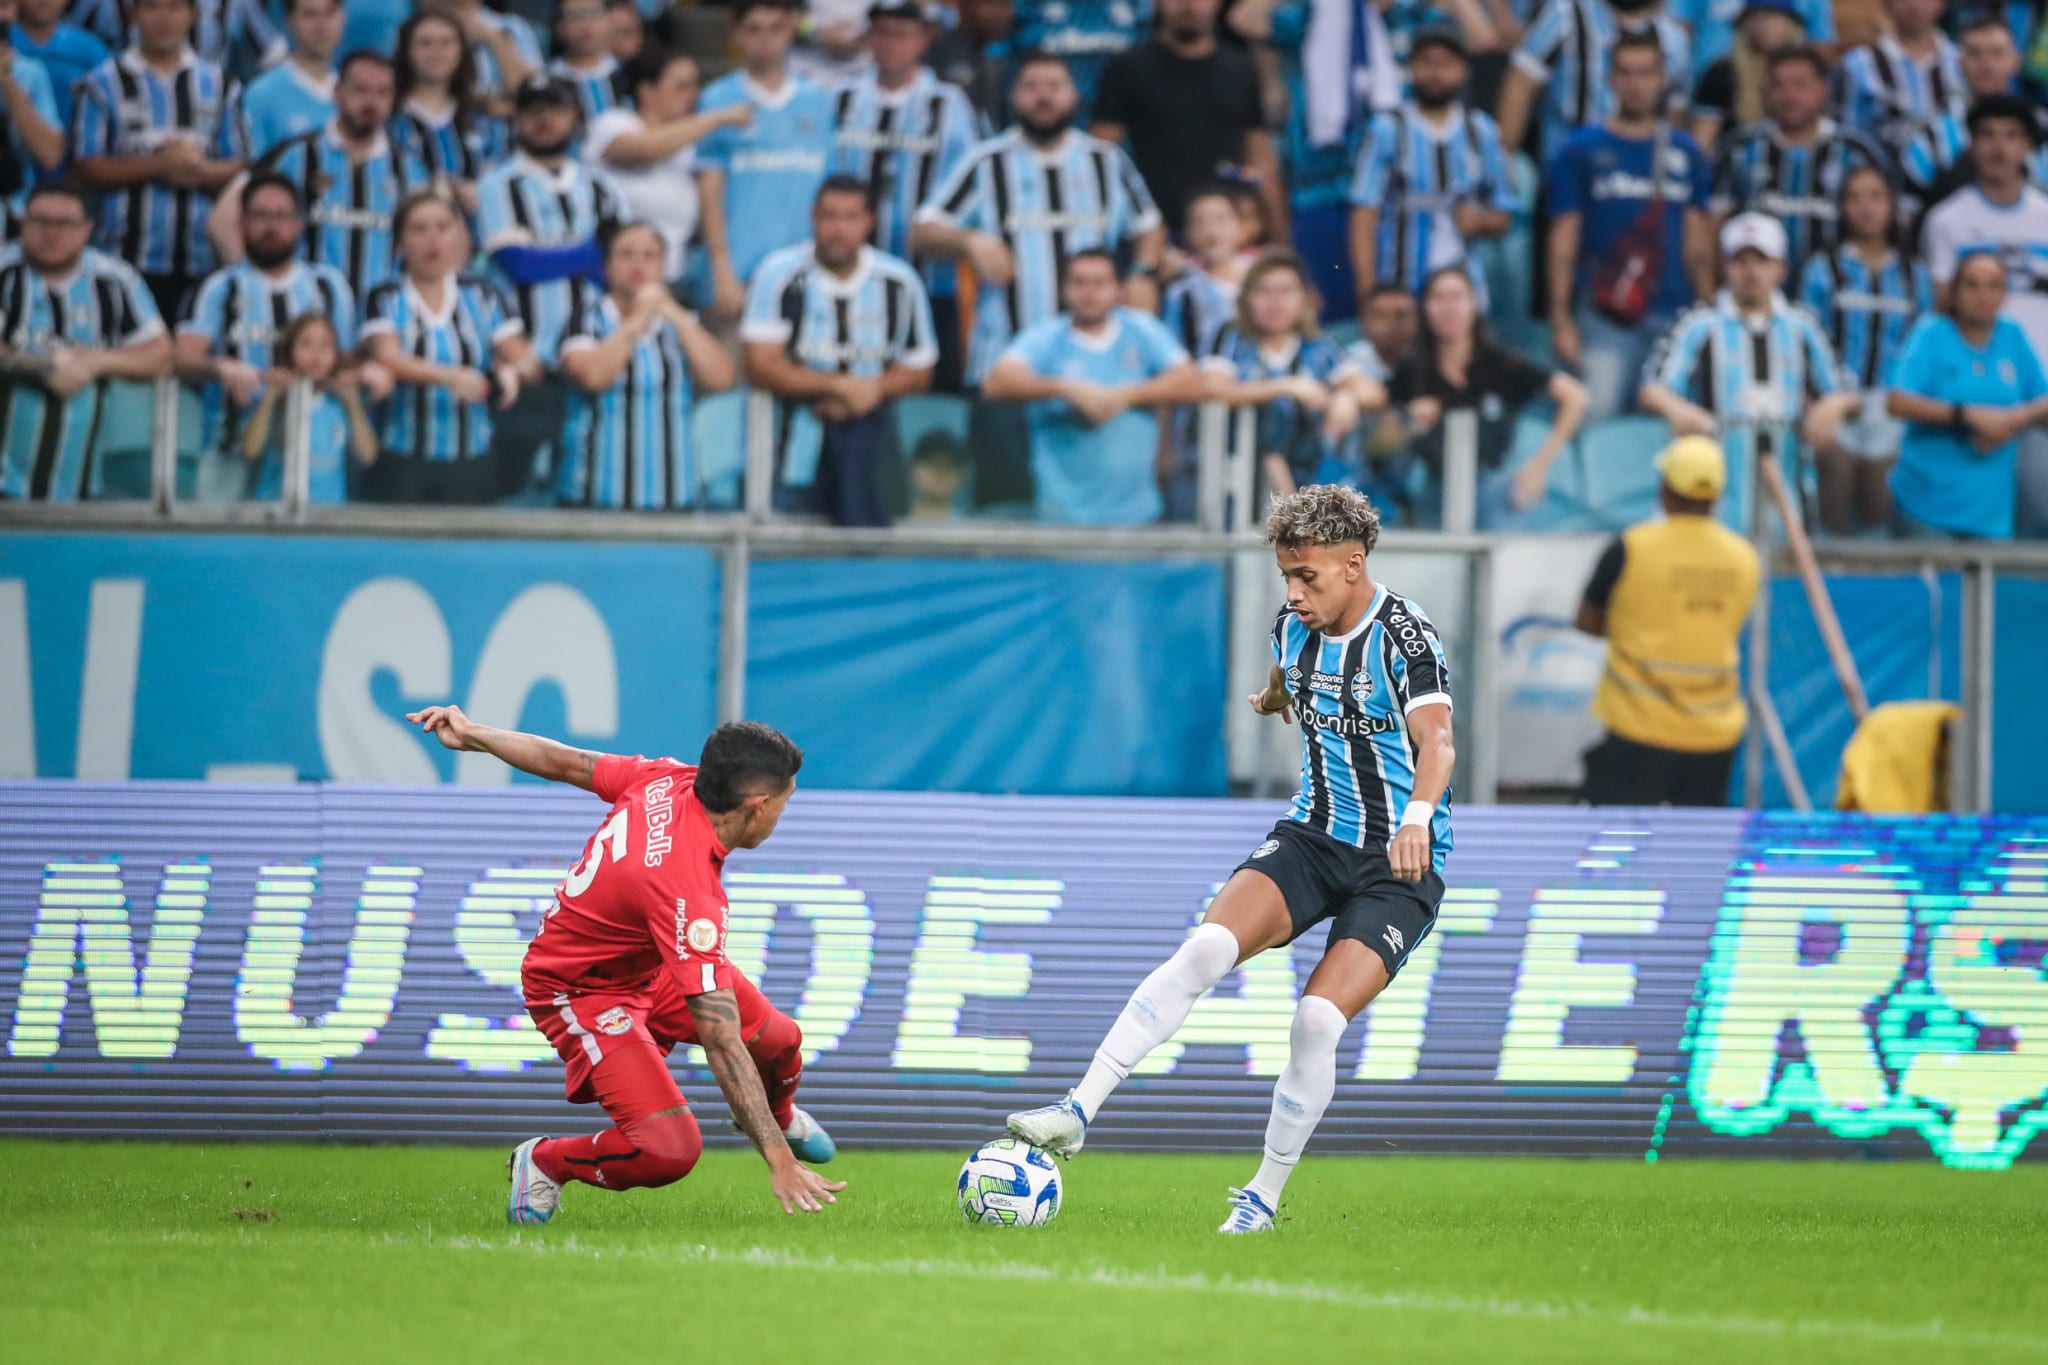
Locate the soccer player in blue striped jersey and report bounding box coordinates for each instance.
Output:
[361,189,536,503]
[1833,0,1963,162]
[11,0,108,132]
[697,0,837,315]
[1796,166,1928,530]
[831,4,978,274]
[251,52,429,295]
[558,221,735,509]
[1710,47,1896,276]
[1347,24,1517,310]
[389,10,508,204]
[1640,212,1858,533]
[1498,0,1693,168]
[742,177,939,524]
[174,173,355,460]
[548,0,624,128]
[1009,0,1148,120]
[69,0,247,320]
[1009,483,1454,1234]
[911,51,1165,384]
[477,76,626,367]
[981,248,1201,522]
[0,181,174,501]
[230,0,339,159]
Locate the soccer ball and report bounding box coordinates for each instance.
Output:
[957,1137,1062,1226]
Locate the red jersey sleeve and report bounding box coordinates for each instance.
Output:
[659,884,735,997]
[591,754,696,805]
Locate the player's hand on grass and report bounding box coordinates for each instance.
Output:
[408,704,486,752]
[771,1158,847,1214]
[1387,825,1429,882]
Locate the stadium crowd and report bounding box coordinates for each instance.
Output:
[1,0,2046,539]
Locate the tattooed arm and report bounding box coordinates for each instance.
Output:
[405,704,606,792]
[686,988,847,1214]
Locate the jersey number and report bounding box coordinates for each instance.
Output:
[562,809,629,898]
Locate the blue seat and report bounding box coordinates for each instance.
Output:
[694,390,747,510]
[1576,415,1672,529]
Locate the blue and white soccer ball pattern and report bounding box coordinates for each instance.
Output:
[958,1137,1062,1226]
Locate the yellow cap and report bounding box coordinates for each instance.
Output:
[1658,436,1727,500]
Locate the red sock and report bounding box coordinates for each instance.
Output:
[749,1010,804,1130]
[535,1113,703,1190]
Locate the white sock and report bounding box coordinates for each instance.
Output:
[1071,922,1239,1120]
[1246,994,1348,1210]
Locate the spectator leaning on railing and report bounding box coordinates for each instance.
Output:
[237,311,377,503]
[1390,264,1589,528]
[1885,249,2048,540]
[742,177,937,526]
[558,221,734,510]
[981,248,1201,524]
[0,180,171,502]
[1575,436,1759,807]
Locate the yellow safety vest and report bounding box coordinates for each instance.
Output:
[1592,515,1761,754]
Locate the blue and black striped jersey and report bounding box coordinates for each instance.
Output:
[389,101,508,187]
[556,298,702,510]
[1272,587,1454,868]
[361,273,522,462]
[0,248,164,501]
[179,257,355,451]
[1348,103,1519,306]
[255,123,433,293]
[915,126,1160,382]
[831,68,979,270]
[1709,118,1896,275]
[70,48,241,279]
[1795,246,1929,392]
[548,56,624,127]
[1834,33,1965,161]
[476,154,624,365]
[1510,0,1693,159]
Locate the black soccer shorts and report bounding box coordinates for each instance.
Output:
[1231,819,1444,977]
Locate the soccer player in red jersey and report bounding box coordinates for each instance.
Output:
[407,705,846,1223]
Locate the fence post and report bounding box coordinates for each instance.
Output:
[743,390,776,520]
[149,376,179,514]
[1965,558,1997,813]
[1440,407,1479,534]
[282,378,312,521]
[1466,542,1499,805]
[1743,445,1770,809]
[1195,401,1228,532]
[1228,406,1256,534]
[718,534,750,725]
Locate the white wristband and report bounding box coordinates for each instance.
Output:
[1398,800,1434,831]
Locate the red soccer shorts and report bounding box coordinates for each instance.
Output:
[527,969,780,1126]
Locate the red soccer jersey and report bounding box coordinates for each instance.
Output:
[521,754,736,1001]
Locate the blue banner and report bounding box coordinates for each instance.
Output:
[3,783,2044,1168]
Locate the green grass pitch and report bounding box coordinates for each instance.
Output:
[5,1141,2045,1364]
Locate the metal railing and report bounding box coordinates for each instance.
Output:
[4,377,2042,811]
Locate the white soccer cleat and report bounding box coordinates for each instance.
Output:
[1218,1187,1276,1234]
[507,1137,561,1225]
[1005,1092,1088,1158]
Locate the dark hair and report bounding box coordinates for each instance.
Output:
[1836,163,1902,250]
[1959,9,2016,39]
[283,0,337,15]
[1182,179,1240,218]
[1012,47,1072,79]
[1947,247,2008,315]
[1610,28,1665,63]
[24,178,89,214]
[625,43,693,93]
[240,170,301,214]
[1968,92,2039,141]
[1765,43,1830,82]
[815,173,876,211]
[1413,264,1495,375]
[1063,247,1120,279]
[1366,281,1415,306]
[394,9,481,133]
[339,47,394,79]
[732,0,800,18]
[696,722,804,813]
[601,218,664,259]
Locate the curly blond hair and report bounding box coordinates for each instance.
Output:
[1263,485,1381,554]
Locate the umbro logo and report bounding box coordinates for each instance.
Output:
[1383,925,1404,955]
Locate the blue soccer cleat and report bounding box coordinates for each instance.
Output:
[1005,1092,1088,1158]
[784,1107,837,1164]
[1218,1186,1276,1234]
[507,1137,561,1225]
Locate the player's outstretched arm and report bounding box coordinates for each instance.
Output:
[685,989,848,1215]
[405,704,607,792]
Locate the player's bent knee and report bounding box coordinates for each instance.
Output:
[749,1008,802,1061]
[625,1113,704,1185]
[1291,994,1349,1055]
